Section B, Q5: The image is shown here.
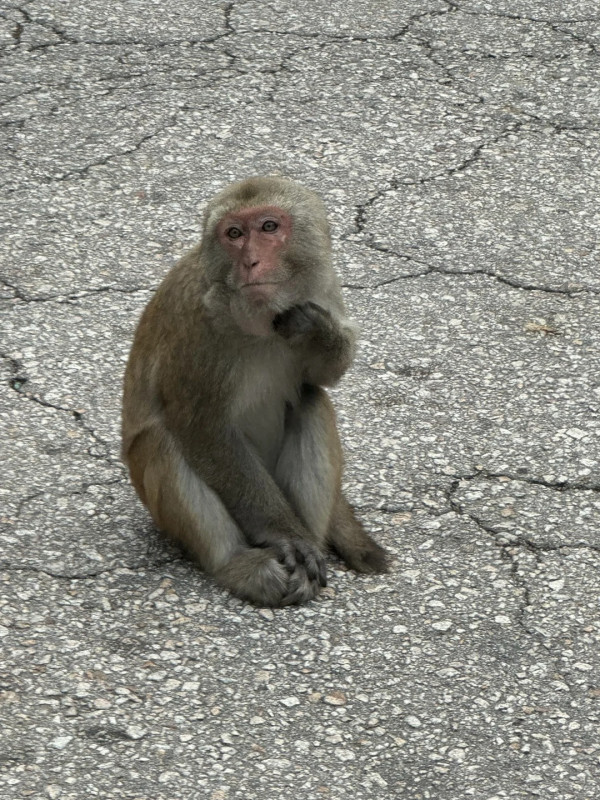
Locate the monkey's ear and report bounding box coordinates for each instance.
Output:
[202,203,223,236]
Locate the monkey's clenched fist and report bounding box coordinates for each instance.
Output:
[122,176,388,606]
[273,301,331,338]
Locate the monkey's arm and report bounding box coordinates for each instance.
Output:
[273,302,356,386]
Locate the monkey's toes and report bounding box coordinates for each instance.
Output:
[304,548,327,587]
[272,540,300,574]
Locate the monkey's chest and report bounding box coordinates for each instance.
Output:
[230,348,299,472]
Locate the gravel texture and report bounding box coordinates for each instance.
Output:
[1,2,599,799]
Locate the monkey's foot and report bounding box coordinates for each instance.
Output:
[329,528,389,574]
[328,497,389,574]
[342,535,389,574]
[214,547,322,607]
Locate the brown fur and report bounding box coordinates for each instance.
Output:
[122,177,387,606]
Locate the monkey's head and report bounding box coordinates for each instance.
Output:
[200,177,334,332]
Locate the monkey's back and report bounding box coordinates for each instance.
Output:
[121,250,210,456]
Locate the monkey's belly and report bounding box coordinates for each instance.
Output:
[239,400,288,473]
[229,338,299,472]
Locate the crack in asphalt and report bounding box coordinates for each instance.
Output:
[0,556,184,582]
[444,479,597,681]
[2,352,120,468]
[44,121,178,183]
[344,264,596,296]
[3,3,234,52]
[0,282,156,303]
[460,8,600,26]
[352,123,524,236]
[453,469,600,494]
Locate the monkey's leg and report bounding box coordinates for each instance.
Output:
[127,428,300,607]
[274,386,338,546]
[275,386,388,575]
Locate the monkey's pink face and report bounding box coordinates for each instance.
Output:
[217,205,293,303]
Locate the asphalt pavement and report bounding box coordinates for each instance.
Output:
[1,2,599,798]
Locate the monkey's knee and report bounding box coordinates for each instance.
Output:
[127,430,246,574]
[214,548,321,607]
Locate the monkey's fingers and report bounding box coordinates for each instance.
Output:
[272,540,300,574]
[280,568,321,607]
[272,305,314,338]
[314,556,328,587]
[303,301,329,319]
[269,539,327,588]
[292,540,327,587]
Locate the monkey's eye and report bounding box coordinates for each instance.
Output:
[262,220,279,233]
[227,227,243,239]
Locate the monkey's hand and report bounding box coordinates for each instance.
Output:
[276,539,327,606]
[273,301,331,340]
[273,302,356,386]
[270,537,328,589]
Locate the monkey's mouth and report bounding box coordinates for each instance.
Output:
[240,281,280,300]
[241,281,281,288]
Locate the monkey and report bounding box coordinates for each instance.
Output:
[122,176,388,607]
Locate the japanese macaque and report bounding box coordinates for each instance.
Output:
[122,176,388,606]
